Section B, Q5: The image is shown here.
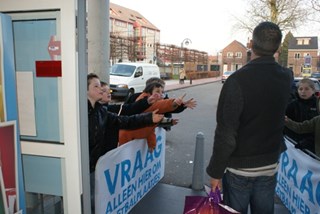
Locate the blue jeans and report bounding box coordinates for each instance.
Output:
[222,170,276,214]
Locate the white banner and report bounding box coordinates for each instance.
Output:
[276,139,320,214]
[95,128,165,214]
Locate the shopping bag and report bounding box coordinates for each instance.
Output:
[183,186,240,214]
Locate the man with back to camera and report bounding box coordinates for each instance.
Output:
[206,21,293,214]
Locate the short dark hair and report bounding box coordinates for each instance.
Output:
[87,73,99,90]
[100,81,108,87]
[146,77,165,86]
[143,82,164,94]
[252,21,282,56]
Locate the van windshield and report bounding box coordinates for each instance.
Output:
[110,64,136,77]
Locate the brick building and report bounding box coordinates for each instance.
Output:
[109,3,160,64]
[287,36,318,76]
[221,40,249,72]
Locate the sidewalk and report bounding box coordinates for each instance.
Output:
[130,182,289,214]
[164,76,220,91]
[130,77,289,214]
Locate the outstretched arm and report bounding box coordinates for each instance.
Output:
[285,116,317,134]
[105,110,163,130]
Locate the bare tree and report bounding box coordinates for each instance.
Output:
[235,0,309,33]
[311,0,320,11]
[308,0,320,24]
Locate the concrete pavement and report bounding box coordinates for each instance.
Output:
[129,76,289,214]
[164,76,221,91]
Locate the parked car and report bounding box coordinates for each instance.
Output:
[293,77,320,98]
[221,71,234,83]
[310,72,320,81]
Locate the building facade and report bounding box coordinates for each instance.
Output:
[287,36,318,77]
[109,3,160,64]
[221,40,249,72]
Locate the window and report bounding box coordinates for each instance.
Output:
[147,29,154,34]
[115,20,126,27]
[294,53,300,59]
[235,52,242,58]
[297,38,310,45]
[227,52,233,58]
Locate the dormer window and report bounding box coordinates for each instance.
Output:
[297,38,310,45]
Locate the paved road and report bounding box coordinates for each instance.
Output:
[162,81,222,187]
[131,80,289,214]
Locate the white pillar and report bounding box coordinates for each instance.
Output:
[87,0,110,83]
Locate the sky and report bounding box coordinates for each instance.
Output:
[111,0,319,55]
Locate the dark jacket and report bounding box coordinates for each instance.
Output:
[103,97,151,152]
[88,100,154,172]
[206,56,293,179]
[285,95,319,150]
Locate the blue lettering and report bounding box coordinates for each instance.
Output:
[121,160,131,187]
[156,135,162,142]
[153,138,162,158]
[104,164,120,195]
[152,161,161,174]
[132,151,143,178]
[287,159,298,188]
[144,151,154,167]
[316,182,320,206]
[104,132,164,198]
[300,170,314,204]
[280,152,289,176]
[106,201,113,213]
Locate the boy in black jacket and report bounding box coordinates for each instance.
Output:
[87,73,163,212]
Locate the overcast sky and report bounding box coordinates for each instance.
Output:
[111,0,319,55]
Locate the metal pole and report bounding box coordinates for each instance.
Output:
[192,132,204,190]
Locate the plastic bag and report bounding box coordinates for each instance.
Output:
[183,187,239,214]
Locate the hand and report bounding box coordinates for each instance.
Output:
[152,109,164,123]
[171,118,179,125]
[183,98,197,109]
[148,93,162,104]
[284,116,288,122]
[210,178,222,191]
[173,93,186,107]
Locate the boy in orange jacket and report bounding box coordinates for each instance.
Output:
[119,82,188,151]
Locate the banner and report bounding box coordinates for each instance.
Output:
[276,139,320,214]
[95,128,165,214]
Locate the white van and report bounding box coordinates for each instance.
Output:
[109,62,160,98]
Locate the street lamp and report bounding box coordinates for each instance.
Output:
[181,38,192,64]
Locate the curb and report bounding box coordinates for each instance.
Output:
[165,77,221,92]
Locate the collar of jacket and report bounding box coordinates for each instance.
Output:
[248,56,276,65]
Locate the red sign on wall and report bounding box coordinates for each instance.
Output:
[35,61,61,77]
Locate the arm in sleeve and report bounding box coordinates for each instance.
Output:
[169,104,187,113]
[285,117,317,134]
[104,111,154,130]
[206,78,244,179]
[119,97,150,115]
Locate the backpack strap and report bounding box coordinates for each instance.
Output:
[317,97,320,114]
